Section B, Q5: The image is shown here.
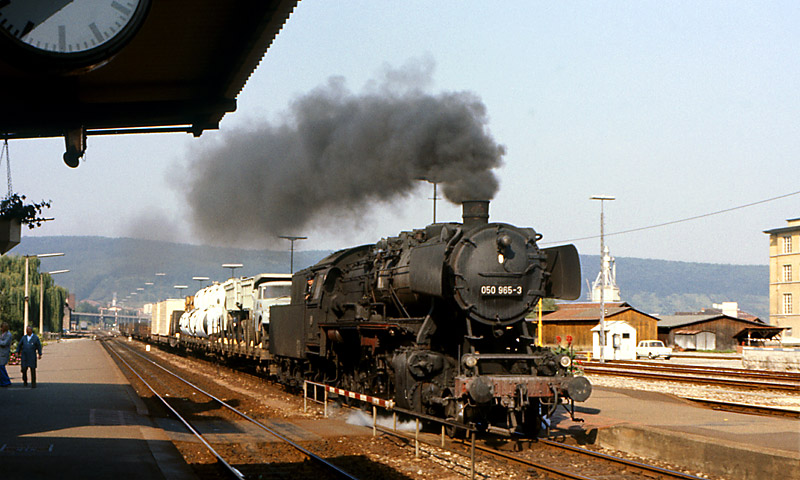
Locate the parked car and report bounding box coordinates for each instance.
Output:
[636,340,672,359]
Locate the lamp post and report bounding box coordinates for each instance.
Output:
[24,253,64,332]
[430,181,440,223]
[155,273,166,302]
[173,285,188,298]
[192,276,209,288]
[279,235,307,273]
[590,195,615,363]
[39,269,69,335]
[222,263,243,278]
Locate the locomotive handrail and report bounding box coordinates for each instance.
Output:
[477,271,523,277]
[303,380,395,409]
[462,353,551,361]
[391,406,477,434]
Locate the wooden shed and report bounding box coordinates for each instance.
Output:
[533,302,659,351]
[656,314,766,351]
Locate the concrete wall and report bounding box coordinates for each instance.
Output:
[742,347,800,372]
[595,424,799,480]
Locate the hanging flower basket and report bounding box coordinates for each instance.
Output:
[0,194,51,254]
[0,143,53,253]
[0,216,20,254]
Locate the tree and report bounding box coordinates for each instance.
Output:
[0,256,69,337]
[75,301,100,314]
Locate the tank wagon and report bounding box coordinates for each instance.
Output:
[121,273,291,359]
[268,200,591,435]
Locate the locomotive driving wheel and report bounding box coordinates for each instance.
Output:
[444,398,466,438]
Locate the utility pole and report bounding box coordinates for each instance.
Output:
[278,235,307,273]
[430,182,440,223]
[590,195,615,363]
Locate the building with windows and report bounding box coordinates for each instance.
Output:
[764,218,800,337]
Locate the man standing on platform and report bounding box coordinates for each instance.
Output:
[0,322,11,387]
[16,326,42,388]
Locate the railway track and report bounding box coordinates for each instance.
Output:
[101,338,362,480]
[372,423,710,480]
[683,397,800,419]
[586,359,800,382]
[582,360,800,392]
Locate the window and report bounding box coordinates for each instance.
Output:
[783,293,793,314]
[783,236,793,254]
[784,264,793,282]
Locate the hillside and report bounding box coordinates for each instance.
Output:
[9,236,769,320]
[580,255,767,319]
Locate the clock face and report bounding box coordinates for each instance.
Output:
[0,0,151,73]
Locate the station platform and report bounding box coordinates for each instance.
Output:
[0,337,196,480]
[552,385,800,480]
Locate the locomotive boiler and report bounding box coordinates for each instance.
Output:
[269,201,591,435]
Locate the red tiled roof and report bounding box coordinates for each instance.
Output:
[543,302,632,321]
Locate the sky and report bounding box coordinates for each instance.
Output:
[9,1,800,266]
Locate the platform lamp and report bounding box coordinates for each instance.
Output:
[39,269,69,335]
[24,253,64,333]
[222,263,243,278]
[192,276,209,288]
[590,195,615,363]
[173,285,188,299]
[279,235,307,273]
[155,272,167,301]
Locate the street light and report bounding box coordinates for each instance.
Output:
[590,195,615,363]
[429,181,441,223]
[279,235,307,273]
[174,285,188,300]
[39,269,69,335]
[222,263,243,278]
[24,253,64,332]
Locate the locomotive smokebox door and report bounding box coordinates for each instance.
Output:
[450,223,547,326]
[542,244,581,300]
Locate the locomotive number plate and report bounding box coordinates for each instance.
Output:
[480,285,523,297]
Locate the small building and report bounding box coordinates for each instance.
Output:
[536,302,659,351]
[656,314,769,351]
[591,320,637,360]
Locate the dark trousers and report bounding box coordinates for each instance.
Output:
[21,366,36,387]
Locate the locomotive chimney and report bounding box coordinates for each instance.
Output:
[462,200,490,228]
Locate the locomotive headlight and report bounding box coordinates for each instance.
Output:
[464,355,478,368]
[558,355,572,368]
[497,234,512,248]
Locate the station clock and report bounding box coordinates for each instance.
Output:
[0,0,151,74]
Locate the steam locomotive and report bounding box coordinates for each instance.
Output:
[269,200,591,435]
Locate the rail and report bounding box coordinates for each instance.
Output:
[107,339,362,480]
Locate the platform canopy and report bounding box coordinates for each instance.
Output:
[0,1,297,147]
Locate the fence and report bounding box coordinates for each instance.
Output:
[303,380,478,479]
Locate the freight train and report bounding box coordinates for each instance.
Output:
[121,200,590,436]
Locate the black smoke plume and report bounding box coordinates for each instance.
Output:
[181,58,505,247]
